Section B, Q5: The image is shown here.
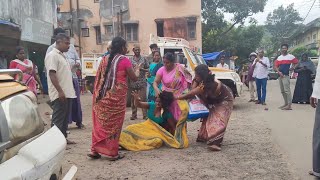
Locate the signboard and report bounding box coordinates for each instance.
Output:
[21,17,53,45]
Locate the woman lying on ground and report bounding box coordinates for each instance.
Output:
[176,64,234,151]
[119,90,189,151]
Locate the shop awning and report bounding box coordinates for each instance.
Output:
[0,20,21,39]
[0,20,20,29]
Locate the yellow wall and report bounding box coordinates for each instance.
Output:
[291,27,320,50]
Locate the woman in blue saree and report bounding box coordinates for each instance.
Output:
[147,51,163,102]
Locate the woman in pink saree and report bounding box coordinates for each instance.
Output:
[153,52,192,134]
[9,46,41,96]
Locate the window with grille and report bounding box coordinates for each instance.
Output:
[187,21,196,40]
[104,25,113,40]
[94,26,102,45]
[81,28,89,37]
[125,24,138,42]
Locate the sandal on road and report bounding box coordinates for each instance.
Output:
[278,105,287,109]
[105,154,125,161]
[87,153,101,159]
[66,139,76,145]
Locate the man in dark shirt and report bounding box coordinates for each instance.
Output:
[147,43,159,63]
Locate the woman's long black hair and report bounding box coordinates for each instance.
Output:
[195,64,216,91]
[159,91,174,110]
[105,37,127,75]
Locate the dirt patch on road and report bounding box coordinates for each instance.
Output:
[38,91,296,180]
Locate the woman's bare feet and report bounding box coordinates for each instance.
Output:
[208,144,221,151]
[281,105,292,110]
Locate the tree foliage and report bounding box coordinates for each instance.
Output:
[202,0,267,36]
[265,3,302,53]
[202,0,267,63]
[291,46,318,58]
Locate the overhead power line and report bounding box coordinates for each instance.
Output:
[302,0,317,24]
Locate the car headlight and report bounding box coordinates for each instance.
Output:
[231,73,241,82]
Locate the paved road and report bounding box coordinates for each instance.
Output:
[259,79,315,180]
[36,79,317,179]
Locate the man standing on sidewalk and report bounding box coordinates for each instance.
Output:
[246,52,257,102]
[45,33,76,144]
[274,44,298,110]
[309,55,320,179]
[129,44,149,120]
[253,50,270,105]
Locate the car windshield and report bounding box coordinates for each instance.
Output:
[185,48,205,65]
[196,54,207,65]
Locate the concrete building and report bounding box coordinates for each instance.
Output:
[0,0,62,71]
[57,0,202,56]
[290,18,320,51]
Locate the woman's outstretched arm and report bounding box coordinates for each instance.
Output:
[132,91,150,109]
[176,86,203,100]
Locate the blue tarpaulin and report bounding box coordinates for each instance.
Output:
[202,52,223,61]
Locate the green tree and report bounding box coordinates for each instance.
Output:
[291,46,318,58]
[202,0,267,36]
[265,3,303,53]
[203,23,264,64]
[231,24,264,66]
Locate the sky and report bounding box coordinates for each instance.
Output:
[227,0,320,25]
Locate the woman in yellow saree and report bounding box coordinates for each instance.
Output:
[119,52,191,151]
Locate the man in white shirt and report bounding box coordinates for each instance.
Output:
[253,49,270,105]
[45,33,76,144]
[216,56,229,69]
[46,28,84,129]
[309,56,320,178]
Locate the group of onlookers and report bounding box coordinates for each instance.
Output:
[245,44,316,110]
[245,44,320,178]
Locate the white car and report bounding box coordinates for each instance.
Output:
[0,69,75,180]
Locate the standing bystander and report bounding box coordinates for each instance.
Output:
[309,54,320,179]
[246,52,258,102]
[46,28,84,129]
[129,44,149,120]
[253,50,270,105]
[274,44,298,110]
[216,56,229,69]
[0,51,7,69]
[45,33,76,144]
[147,44,159,63]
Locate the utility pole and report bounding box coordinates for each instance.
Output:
[76,0,82,56]
[116,8,128,38]
[112,0,115,38]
